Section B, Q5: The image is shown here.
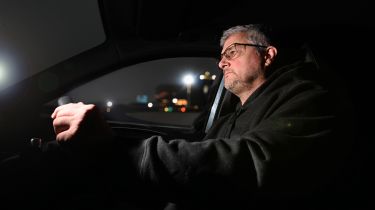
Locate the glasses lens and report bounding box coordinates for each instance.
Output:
[221,44,237,60]
[225,44,237,60]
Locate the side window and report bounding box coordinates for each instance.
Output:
[58,57,220,127]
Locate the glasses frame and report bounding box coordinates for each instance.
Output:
[220,43,268,61]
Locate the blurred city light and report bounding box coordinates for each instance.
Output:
[106,100,113,113]
[182,74,194,85]
[0,63,6,84]
[199,71,215,81]
[172,98,178,104]
[147,102,153,108]
[136,94,148,104]
[164,106,173,112]
[176,99,188,106]
[183,74,194,107]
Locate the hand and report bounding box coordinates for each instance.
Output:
[51,102,112,143]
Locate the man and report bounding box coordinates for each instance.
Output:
[50,24,354,209]
[3,24,354,210]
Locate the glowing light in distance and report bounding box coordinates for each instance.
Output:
[172,98,178,104]
[106,101,113,107]
[148,102,153,108]
[182,74,194,85]
[0,64,6,83]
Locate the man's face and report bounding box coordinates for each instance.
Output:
[218,32,265,96]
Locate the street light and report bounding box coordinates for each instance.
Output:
[106,100,113,112]
[182,74,194,108]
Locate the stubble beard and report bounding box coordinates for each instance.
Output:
[224,75,257,96]
[224,64,265,97]
[225,79,244,95]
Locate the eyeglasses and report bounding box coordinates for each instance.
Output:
[220,43,268,61]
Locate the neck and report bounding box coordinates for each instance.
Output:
[238,79,265,105]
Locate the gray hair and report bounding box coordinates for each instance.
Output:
[220,24,272,53]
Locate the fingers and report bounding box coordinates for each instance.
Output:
[51,103,73,119]
[51,102,95,118]
[53,115,75,134]
[53,115,80,142]
[51,102,108,143]
[56,125,79,142]
[51,102,96,142]
[53,108,78,119]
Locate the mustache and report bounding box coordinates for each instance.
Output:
[223,69,235,76]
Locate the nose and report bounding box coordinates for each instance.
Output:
[218,57,229,70]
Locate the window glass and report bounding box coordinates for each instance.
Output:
[58,57,220,127]
[0,0,105,91]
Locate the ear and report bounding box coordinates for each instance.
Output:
[264,46,277,67]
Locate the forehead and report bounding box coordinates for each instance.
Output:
[222,32,249,50]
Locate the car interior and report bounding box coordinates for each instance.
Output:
[0,0,374,209]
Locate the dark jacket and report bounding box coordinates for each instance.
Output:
[113,61,353,209]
